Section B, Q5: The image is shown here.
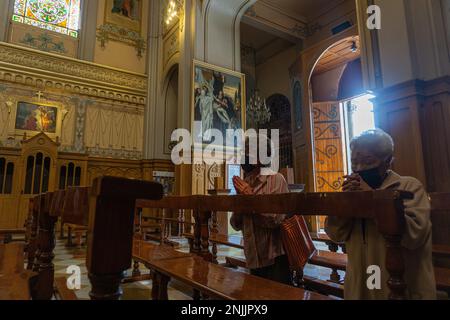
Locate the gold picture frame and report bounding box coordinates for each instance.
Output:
[105,0,142,33]
[192,60,246,149]
[10,99,64,141]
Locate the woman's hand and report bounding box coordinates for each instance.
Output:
[233,176,254,195]
[342,174,372,192]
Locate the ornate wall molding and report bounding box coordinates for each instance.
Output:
[97,23,146,58]
[0,42,147,105]
[20,32,68,54]
[85,145,143,160]
[163,24,180,70]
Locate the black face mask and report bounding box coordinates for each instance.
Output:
[241,155,257,173]
[356,167,386,189]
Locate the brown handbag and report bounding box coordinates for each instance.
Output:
[280,215,317,284]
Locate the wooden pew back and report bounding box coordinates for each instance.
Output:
[62,187,90,226]
[86,176,163,299]
[429,193,450,269]
[26,177,164,300]
[429,193,450,246]
[0,243,36,300]
[136,190,413,300]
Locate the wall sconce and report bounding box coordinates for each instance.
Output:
[166,1,179,25]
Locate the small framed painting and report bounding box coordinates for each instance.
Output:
[15,102,58,133]
[11,100,63,139]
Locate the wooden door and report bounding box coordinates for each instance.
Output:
[312,102,347,230]
[16,133,58,228]
[0,156,20,228]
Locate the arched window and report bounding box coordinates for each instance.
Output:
[12,0,81,38]
[263,94,294,169]
[24,152,51,194]
[58,162,82,189]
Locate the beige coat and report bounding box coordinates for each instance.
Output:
[325,170,436,300]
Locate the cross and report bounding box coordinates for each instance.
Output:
[36,91,45,101]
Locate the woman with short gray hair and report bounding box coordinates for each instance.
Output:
[325,128,436,300]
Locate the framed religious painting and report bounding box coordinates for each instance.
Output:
[105,0,142,32]
[10,100,63,140]
[192,60,246,149]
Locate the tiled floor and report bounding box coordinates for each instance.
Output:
[53,238,344,300]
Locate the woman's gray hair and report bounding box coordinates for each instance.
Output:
[350,129,394,159]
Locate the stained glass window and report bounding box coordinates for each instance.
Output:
[12,0,81,38]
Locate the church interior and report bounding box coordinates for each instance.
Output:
[0,0,449,302]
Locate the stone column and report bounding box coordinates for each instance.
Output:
[0,0,14,42]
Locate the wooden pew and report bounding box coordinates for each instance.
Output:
[62,187,90,248]
[147,254,330,300]
[136,190,412,300]
[30,192,58,300]
[26,198,39,270]
[25,188,87,300]
[182,232,244,264]
[40,185,317,301]
[430,193,450,265]
[27,181,413,300]
[429,193,450,295]
[0,229,26,244]
[85,177,326,300]
[85,176,164,299]
[310,232,346,253]
[0,243,37,300]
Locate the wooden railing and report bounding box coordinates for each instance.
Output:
[3,177,422,300]
[136,190,414,300]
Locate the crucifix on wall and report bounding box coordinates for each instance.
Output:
[35,91,45,102]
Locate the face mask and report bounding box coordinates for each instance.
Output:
[241,155,257,173]
[356,167,385,189]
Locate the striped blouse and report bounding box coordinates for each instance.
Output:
[230,169,289,269]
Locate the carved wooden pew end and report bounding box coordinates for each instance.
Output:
[86,176,164,300]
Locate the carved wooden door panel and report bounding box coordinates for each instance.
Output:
[16,134,58,228]
[0,156,19,228]
[312,102,347,230]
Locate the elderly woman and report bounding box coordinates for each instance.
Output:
[325,129,436,300]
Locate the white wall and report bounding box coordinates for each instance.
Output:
[375,0,450,87]
[311,65,346,102]
[256,47,297,102]
[0,0,12,42]
[375,0,414,87]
